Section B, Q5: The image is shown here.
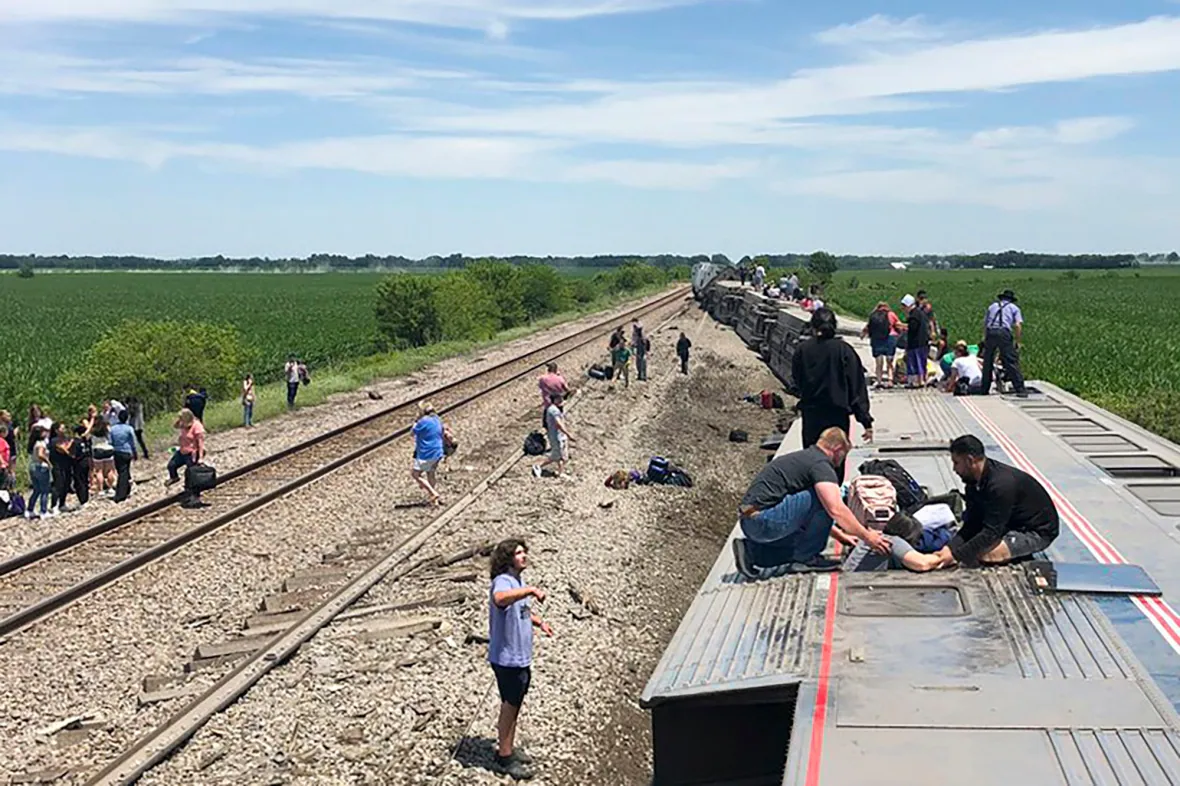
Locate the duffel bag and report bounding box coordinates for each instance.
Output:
[847,474,898,529]
[523,432,548,456]
[858,458,927,512]
[185,463,217,493]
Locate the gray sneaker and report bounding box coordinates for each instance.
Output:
[492,755,534,781]
[732,538,760,580]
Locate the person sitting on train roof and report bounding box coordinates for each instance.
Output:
[733,427,891,579]
[941,341,984,396]
[928,435,1060,569]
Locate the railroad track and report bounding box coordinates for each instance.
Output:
[82,293,693,786]
[0,287,690,640]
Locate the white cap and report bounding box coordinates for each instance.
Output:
[900,294,916,307]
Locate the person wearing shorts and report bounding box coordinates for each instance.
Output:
[531,393,575,478]
[929,434,1060,568]
[410,401,445,506]
[488,539,553,781]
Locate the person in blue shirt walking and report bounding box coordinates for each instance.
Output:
[488,538,552,780]
[109,409,138,502]
[410,401,451,506]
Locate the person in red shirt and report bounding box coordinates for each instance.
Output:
[0,423,11,490]
[537,363,569,427]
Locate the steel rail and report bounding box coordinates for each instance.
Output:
[84,295,693,786]
[0,287,689,639]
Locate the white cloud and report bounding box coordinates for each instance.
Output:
[564,158,757,189]
[814,14,945,47]
[409,17,1180,148]
[485,19,510,41]
[971,116,1135,148]
[0,0,713,30]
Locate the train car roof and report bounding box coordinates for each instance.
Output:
[642,309,1180,786]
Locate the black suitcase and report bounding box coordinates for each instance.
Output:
[185,463,217,493]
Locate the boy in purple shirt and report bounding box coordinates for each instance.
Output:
[488,538,553,780]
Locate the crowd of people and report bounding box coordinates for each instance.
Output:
[859,288,1028,397]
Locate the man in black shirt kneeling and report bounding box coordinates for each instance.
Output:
[931,434,1060,569]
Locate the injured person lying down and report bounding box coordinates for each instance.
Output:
[845,434,1061,573]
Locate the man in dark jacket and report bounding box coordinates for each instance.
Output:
[791,308,872,479]
[676,332,692,374]
[931,434,1059,568]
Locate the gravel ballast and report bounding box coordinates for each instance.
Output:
[132,307,783,786]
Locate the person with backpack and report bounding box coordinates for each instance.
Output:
[532,392,575,478]
[791,308,873,480]
[69,424,92,506]
[861,301,901,388]
[979,289,1027,397]
[284,355,302,410]
[48,422,76,513]
[733,427,891,578]
[411,401,447,506]
[676,332,692,374]
[487,538,553,781]
[929,435,1059,568]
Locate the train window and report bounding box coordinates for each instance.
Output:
[1090,454,1180,479]
[1125,483,1180,516]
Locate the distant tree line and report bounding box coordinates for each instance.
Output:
[2,249,1172,273]
[0,253,716,272]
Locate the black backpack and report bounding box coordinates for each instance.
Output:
[859,459,927,512]
[523,432,547,456]
[867,310,891,341]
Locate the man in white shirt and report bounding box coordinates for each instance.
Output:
[943,342,983,395]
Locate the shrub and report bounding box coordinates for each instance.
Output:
[519,264,572,320]
[464,259,527,329]
[807,251,838,283]
[375,274,442,348]
[17,261,34,278]
[434,272,500,342]
[569,277,598,304]
[56,319,250,416]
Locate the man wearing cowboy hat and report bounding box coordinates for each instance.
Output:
[980,289,1027,397]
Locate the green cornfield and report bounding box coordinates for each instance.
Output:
[0,272,387,419]
[826,268,1180,445]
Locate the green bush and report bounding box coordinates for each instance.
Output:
[375,274,442,348]
[434,272,500,342]
[17,261,34,279]
[569,277,598,304]
[519,264,572,320]
[464,259,527,329]
[56,319,250,416]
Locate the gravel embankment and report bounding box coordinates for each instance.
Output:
[0,292,689,784]
[136,309,782,786]
[0,289,682,565]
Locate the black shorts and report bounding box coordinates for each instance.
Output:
[491,664,531,707]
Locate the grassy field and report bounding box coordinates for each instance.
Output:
[825,268,1180,444]
[3,272,385,415]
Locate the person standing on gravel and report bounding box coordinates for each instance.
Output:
[488,538,553,781]
[110,409,138,502]
[537,363,568,427]
[609,328,631,389]
[676,332,692,374]
[631,318,649,382]
[531,392,574,478]
[411,401,446,506]
[242,373,256,427]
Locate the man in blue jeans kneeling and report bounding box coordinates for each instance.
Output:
[734,427,891,578]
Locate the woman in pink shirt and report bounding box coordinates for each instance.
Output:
[537,362,569,427]
[165,408,206,504]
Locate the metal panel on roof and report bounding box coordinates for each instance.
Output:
[640,575,817,706]
[1049,729,1180,786]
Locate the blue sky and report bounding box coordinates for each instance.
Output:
[2,1,1179,258]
